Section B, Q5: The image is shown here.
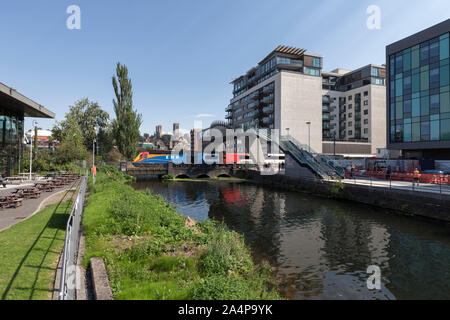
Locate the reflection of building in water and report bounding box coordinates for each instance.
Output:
[386,230,450,299]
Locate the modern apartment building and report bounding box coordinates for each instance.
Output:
[227,46,324,153]
[386,19,450,159]
[226,46,386,156]
[322,64,387,155]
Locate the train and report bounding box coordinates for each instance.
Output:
[132,152,284,167]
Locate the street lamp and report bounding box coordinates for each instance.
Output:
[29,120,37,180]
[306,121,311,153]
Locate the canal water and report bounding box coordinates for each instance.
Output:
[133,180,450,300]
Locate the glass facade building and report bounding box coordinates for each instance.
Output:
[0,107,24,176]
[387,19,450,159]
[0,82,54,176]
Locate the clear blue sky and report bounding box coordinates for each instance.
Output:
[1,0,449,135]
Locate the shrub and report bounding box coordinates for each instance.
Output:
[199,224,253,276]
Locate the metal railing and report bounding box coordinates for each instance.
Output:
[342,171,450,195]
[58,173,88,300]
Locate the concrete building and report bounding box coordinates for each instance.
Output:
[322,64,387,156]
[0,81,54,176]
[227,46,386,156]
[386,19,450,159]
[228,46,324,153]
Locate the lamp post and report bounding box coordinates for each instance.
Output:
[333,131,336,157]
[29,120,37,180]
[306,121,311,153]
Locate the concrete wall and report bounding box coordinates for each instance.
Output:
[369,85,387,153]
[240,170,450,222]
[279,71,323,153]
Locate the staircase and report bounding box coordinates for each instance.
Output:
[257,130,342,180]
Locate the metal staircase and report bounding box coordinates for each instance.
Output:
[257,130,343,180]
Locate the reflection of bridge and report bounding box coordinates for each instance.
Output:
[127,163,236,179]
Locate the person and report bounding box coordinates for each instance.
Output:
[0,174,6,188]
[386,166,392,181]
[413,168,421,186]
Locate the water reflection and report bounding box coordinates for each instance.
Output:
[133,180,450,300]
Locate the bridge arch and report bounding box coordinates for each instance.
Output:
[217,174,231,178]
[196,174,211,179]
[175,174,190,179]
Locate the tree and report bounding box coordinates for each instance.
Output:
[53,98,110,151]
[55,117,87,164]
[112,62,142,159]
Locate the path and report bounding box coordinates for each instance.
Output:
[0,184,77,232]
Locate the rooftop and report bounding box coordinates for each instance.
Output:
[0,82,54,118]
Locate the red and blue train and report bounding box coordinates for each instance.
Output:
[132,152,251,167]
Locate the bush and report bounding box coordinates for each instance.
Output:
[199,225,253,276]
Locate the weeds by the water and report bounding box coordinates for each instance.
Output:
[83,165,281,300]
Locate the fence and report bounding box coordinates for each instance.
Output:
[58,173,88,300]
[343,170,450,195]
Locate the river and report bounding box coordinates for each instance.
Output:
[133,180,450,300]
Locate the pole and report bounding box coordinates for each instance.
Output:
[333,132,336,157]
[29,121,37,181]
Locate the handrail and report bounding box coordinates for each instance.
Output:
[58,173,88,300]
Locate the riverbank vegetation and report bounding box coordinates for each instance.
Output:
[82,165,280,300]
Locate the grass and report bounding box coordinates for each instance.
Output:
[0,194,74,300]
[83,165,281,300]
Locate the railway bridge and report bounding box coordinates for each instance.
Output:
[126,163,238,179]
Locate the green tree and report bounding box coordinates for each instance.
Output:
[55,117,87,164]
[111,63,142,159]
[53,98,110,151]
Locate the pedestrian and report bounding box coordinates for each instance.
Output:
[413,168,421,186]
[386,166,392,181]
[0,173,6,188]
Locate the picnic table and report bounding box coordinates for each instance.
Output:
[0,190,23,209]
[15,186,42,199]
[35,181,56,192]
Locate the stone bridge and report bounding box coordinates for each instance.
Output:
[126,163,236,179]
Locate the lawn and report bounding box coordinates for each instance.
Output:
[0,195,73,300]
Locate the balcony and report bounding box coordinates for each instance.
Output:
[322,96,331,103]
[262,117,274,124]
[226,105,233,112]
[262,105,274,114]
[226,113,232,119]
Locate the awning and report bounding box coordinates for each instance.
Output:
[0,82,55,118]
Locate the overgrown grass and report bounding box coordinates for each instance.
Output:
[83,165,280,300]
[0,198,73,300]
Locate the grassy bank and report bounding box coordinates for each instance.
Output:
[83,165,280,300]
[0,198,73,300]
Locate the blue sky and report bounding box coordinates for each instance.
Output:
[1,0,449,135]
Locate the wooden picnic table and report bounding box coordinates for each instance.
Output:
[0,191,23,209]
[35,181,56,192]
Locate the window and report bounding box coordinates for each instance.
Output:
[440,33,449,60]
[348,104,353,109]
[348,122,353,127]
[364,109,369,115]
[364,119,369,125]
[348,113,353,118]
[348,130,353,136]
[364,128,369,134]
[364,91,369,96]
[364,100,369,106]
[348,96,353,101]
